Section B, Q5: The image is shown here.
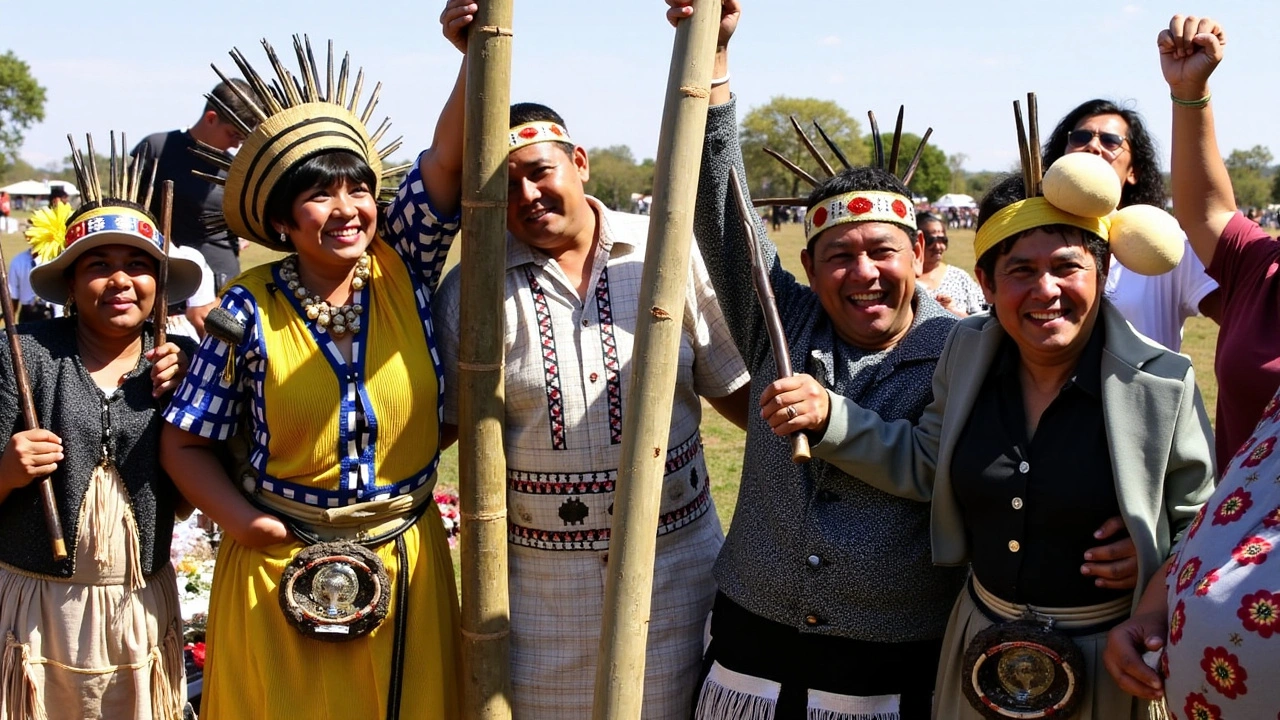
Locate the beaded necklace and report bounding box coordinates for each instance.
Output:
[280,253,370,337]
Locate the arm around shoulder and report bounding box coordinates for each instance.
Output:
[811,327,958,501]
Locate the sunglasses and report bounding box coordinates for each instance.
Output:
[1066,129,1127,153]
[924,234,947,246]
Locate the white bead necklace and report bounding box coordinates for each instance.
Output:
[280,253,370,337]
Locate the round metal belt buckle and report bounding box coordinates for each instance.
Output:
[278,541,390,642]
[961,617,1086,719]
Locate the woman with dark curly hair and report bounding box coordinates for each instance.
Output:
[1042,99,1218,353]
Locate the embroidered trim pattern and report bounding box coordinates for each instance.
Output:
[526,268,567,450]
[509,485,710,551]
[507,434,707,551]
[594,267,624,444]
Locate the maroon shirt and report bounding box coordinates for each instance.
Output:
[1207,212,1280,467]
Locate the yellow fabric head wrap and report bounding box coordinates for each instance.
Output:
[973,197,1110,262]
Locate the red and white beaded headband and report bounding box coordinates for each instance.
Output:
[509,121,573,154]
[748,106,933,243]
[804,191,917,241]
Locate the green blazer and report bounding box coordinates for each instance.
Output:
[813,301,1217,608]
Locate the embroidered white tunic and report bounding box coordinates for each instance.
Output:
[435,197,748,719]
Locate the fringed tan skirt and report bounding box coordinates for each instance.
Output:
[0,463,185,720]
[933,579,1145,720]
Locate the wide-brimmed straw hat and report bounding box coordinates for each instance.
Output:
[26,134,202,304]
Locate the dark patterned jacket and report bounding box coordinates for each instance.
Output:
[0,318,196,577]
[696,98,968,642]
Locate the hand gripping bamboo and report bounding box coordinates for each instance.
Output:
[0,245,68,560]
[458,1,515,718]
[728,168,810,463]
[591,3,720,718]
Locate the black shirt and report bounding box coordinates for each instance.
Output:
[133,130,235,253]
[951,322,1129,607]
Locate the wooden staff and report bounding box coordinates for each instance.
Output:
[151,180,174,347]
[458,1,515,718]
[0,245,67,560]
[591,3,720,718]
[729,168,810,463]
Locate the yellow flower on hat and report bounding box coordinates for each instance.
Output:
[24,202,74,264]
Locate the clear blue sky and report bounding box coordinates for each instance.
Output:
[7,1,1280,182]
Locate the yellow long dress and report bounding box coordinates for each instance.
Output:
[165,235,461,719]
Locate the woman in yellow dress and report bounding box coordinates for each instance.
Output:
[160,32,468,719]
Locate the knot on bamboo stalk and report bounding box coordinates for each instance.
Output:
[679,85,710,99]
[461,199,508,210]
[461,510,508,522]
[650,306,672,320]
[460,628,511,641]
[476,25,515,37]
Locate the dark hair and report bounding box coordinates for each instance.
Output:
[917,212,943,228]
[974,174,1109,288]
[49,186,69,200]
[804,166,915,251]
[203,78,259,132]
[509,102,575,157]
[264,151,377,231]
[1042,99,1164,208]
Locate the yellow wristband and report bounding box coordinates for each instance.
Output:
[1170,92,1211,108]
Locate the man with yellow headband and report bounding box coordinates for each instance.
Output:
[430,2,750,717]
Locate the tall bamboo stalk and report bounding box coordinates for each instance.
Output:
[591,3,721,718]
[457,2,515,718]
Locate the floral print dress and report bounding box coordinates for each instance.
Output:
[1162,390,1280,719]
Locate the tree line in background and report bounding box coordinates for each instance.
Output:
[6,49,1280,213]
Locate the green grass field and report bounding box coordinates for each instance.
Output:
[0,217,1222,540]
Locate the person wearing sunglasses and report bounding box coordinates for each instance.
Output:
[1043,99,1219,354]
[916,213,987,317]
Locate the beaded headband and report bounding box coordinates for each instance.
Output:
[751,106,933,242]
[509,121,573,154]
[192,36,407,252]
[804,191,917,240]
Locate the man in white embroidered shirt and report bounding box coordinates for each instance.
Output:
[430,6,750,718]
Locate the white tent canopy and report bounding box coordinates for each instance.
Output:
[933,193,976,209]
[0,180,79,197]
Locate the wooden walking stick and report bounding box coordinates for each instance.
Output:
[591,3,720,718]
[728,168,810,463]
[151,180,174,347]
[0,246,68,560]
[458,1,515,718]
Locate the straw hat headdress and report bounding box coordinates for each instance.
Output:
[26,132,202,304]
[190,36,407,252]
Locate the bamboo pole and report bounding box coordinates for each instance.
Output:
[457,1,515,718]
[590,3,721,718]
